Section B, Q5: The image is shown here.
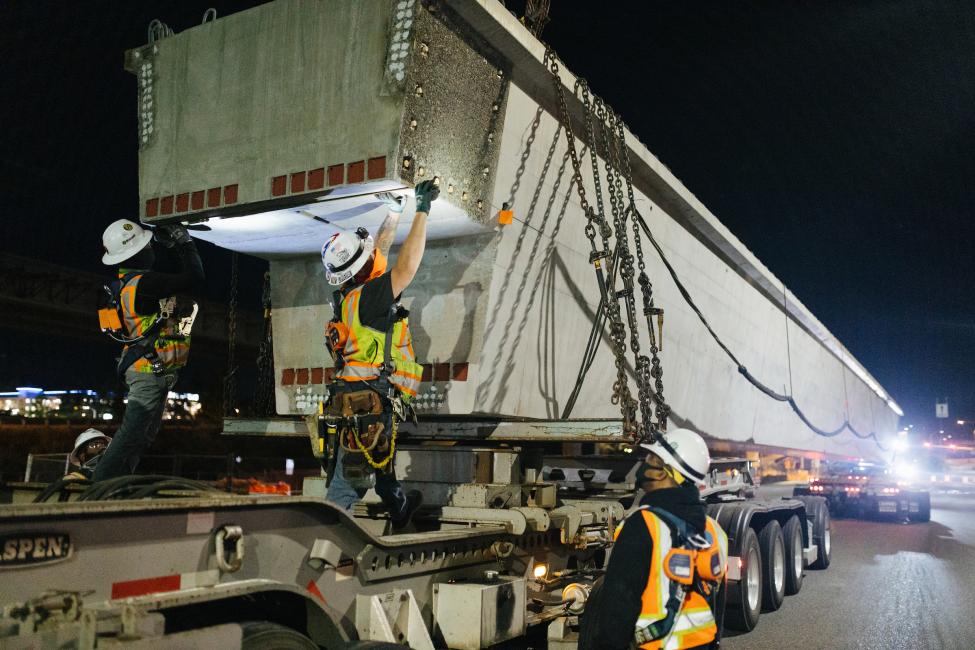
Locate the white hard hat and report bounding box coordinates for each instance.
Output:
[69,428,111,465]
[102,219,153,265]
[640,428,711,486]
[321,228,375,286]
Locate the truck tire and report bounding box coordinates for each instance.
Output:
[806,498,832,569]
[782,515,804,595]
[240,621,318,650]
[724,527,761,632]
[908,492,931,523]
[757,520,785,611]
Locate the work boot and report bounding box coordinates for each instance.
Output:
[391,490,423,530]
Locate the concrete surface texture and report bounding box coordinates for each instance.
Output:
[726,487,975,650]
[133,0,402,216]
[133,0,899,457]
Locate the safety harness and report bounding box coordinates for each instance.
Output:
[629,506,724,648]
[319,289,414,485]
[97,272,196,379]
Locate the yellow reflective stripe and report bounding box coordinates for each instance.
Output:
[336,282,422,401]
[706,517,729,576]
[337,365,381,379]
[118,273,190,372]
[637,510,671,621]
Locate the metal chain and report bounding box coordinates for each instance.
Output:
[254,269,275,417]
[546,49,671,443]
[222,252,239,417]
[596,100,657,439]
[547,51,637,438]
[612,113,671,432]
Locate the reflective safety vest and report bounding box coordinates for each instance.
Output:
[119,272,191,373]
[615,508,729,649]
[334,284,423,400]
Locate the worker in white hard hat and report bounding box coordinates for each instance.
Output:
[318,179,439,529]
[93,219,204,481]
[65,429,112,479]
[580,428,728,650]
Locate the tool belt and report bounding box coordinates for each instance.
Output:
[322,381,403,484]
[319,301,415,484]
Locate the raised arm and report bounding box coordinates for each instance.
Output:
[374,192,405,257]
[390,180,439,297]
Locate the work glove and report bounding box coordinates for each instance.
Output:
[376,191,405,214]
[414,179,440,214]
[155,224,192,247]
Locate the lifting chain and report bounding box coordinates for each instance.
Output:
[612,116,670,431]
[547,51,638,439]
[546,49,671,444]
[254,269,275,417]
[222,252,239,417]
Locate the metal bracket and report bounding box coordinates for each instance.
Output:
[215,525,244,573]
[355,589,435,649]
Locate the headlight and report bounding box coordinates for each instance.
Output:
[893,462,917,481]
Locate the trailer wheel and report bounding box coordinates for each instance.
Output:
[757,520,785,611]
[908,493,931,523]
[240,621,318,649]
[725,527,762,632]
[781,515,804,595]
[807,499,832,569]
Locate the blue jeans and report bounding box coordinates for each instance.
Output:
[326,446,407,516]
[93,369,178,481]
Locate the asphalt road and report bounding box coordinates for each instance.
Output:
[724,488,975,650]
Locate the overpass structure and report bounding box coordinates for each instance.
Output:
[0,253,261,350]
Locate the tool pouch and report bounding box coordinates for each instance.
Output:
[325,389,392,479]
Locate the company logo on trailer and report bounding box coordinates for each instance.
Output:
[0,533,73,568]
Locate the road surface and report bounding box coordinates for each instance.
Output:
[724,488,975,650]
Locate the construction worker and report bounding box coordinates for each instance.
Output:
[319,180,439,528]
[580,428,728,650]
[93,219,204,481]
[65,429,112,479]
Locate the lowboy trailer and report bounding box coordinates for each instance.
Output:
[0,449,830,648]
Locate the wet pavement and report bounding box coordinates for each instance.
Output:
[724,488,975,650]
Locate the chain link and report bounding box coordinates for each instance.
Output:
[612,115,670,432]
[222,252,239,417]
[545,49,670,443]
[253,269,275,417]
[547,50,638,438]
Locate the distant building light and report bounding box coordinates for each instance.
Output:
[102,413,113,421]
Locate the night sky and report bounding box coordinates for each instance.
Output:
[1,1,972,428]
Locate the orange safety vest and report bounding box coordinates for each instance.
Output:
[614,508,728,649]
[118,272,191,373]
[333,284,423,400]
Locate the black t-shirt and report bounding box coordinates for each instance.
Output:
[126,241,205,315]
[356,272,399,331]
